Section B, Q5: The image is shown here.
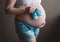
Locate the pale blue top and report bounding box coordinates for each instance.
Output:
[15,0,41,7]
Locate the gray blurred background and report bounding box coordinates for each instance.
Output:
[0,0,60,42]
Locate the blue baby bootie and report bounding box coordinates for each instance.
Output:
[32,10,38,19]
[31,9,42,19]
[35,9,42,16]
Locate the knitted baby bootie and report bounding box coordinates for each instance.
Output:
[31,9,42,19]
[35,9,42,16]
[32,11,38,19]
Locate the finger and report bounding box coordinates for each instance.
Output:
[30,7,36,13]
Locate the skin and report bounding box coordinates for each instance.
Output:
[5,0,46,42]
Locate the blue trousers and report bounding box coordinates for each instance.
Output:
[15,18,40,41]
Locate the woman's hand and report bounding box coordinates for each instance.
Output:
[24,6,31,14]
[24,4,37,14]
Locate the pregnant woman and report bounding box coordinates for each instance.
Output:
[5,0,46,42]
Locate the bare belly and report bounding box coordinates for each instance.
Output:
[15,4,46,27]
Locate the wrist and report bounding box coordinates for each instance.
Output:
[19,7,26,14]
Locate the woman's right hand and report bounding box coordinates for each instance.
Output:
[24,6,31,14]
[24,4,37,14]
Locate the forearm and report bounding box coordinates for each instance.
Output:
[5,7,25,15]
